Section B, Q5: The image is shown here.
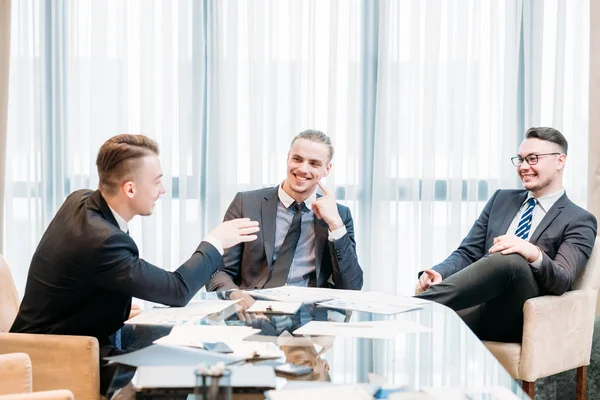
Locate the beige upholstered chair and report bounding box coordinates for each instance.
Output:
[0,254,101,400]
[0,352,74,400]
[485,237,600,399]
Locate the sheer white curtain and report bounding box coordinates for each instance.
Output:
[4,0,589,321]
[367,0,589,383]
[4,0,368,294]
[5,0,222,291]
[370,0,590,296]
[2,0,591,386]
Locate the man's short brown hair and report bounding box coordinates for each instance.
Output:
[96,134,159,196]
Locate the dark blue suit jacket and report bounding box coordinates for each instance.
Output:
[432,189,597,295]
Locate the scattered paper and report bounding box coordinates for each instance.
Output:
[317,298,419,315]
[226,341,284,360]
[316,291,427,315]
[246,287,343,303]
[153,325,283,360]
[134,364,276,390]
[266,384,373,400]
[293,320,431,339]
[388,393,436,400]
[125,300,240,326]
[246,300,302,314]
[246,287,429,315]
[420,387,522,400]
[104,344,244,367]
[153,325,259,348]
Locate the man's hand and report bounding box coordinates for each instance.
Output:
[488,235,540,262]
[208,218,260,249]
[415,269,442,294]
[127,304,142,320]
[312,180,344,231]
[229,290,256,310]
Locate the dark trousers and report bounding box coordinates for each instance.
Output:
[100,324,173,396]
[416,253,541,343]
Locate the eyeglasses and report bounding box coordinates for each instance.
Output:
[511,153,561,167]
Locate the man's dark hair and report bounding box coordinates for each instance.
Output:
[96,134,159,196]
[525,127,568,155]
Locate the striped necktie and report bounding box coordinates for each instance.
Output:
[515,198,536,240]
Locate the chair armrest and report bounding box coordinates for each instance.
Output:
[0,353,32,395]
[0,390,74,400]
[519,289,596,381]
[0,333,100,400]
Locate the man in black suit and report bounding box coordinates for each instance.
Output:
[416,127,597,342]
[10,134,259,394]
[206,130,363,299]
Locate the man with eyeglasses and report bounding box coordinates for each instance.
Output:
[415,127,597,343]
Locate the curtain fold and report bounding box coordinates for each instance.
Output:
[2,0,592,372]
[0,0,11,255]
[588,0,600,315]
[589,0,600,222]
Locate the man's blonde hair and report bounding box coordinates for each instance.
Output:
[290,130,334,162]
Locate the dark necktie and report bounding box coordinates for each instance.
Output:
[265,202,304,288]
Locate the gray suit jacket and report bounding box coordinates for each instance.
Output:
[206,186,363,291]
[432,189,597,295]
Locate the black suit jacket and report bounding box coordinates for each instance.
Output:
[206,186,363,291]
[432,189,597,295]
[11,190,222,345]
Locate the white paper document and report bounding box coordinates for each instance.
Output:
[247,287,428,315]
[266,385,373,400]
[420,386,522,400]
[317,291,427,315]
[317,298,419,315]
[154,325,283,360]
[293,320,431,339]
[153,325,260,347]
[246,300,302,314]
[125,300,240,326]
[246,287,344,303]
[226,341,284,360]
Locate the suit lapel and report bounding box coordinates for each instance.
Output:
[262,187,280,267]
[495,191,529,237]
[313,213,328,284]
[529,192,568,243]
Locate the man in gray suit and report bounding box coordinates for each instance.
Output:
[416,127,597,342]
[206,130,363,295]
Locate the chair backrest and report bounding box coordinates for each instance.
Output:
[0,254,20,333]
[573,237,600,291]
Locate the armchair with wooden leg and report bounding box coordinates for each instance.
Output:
[485,237,600,399]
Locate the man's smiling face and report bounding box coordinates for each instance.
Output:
[282,138,332,202]
[516,138,566,197]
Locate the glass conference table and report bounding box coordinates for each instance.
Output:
[117,290,529,399]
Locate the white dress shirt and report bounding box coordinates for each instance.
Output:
[505,188,565,267]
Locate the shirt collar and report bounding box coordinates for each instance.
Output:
[108,205,129,233]
[526,188,565,213]
[278,182,317,210]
